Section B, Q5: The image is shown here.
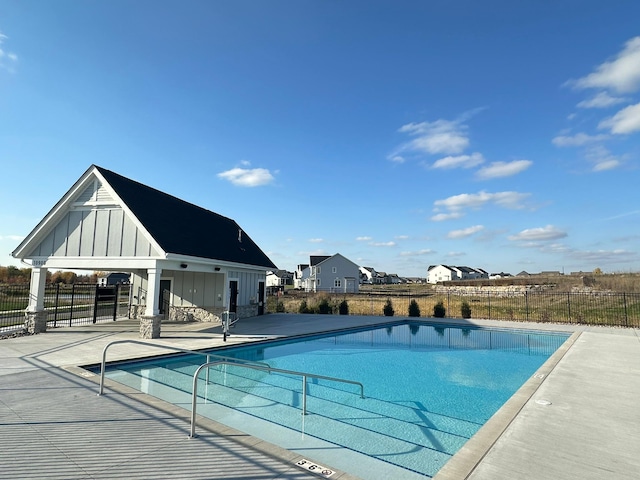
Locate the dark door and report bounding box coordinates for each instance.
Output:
[159,279,171,315]
[229,280,238,313]
[257,281,265,315]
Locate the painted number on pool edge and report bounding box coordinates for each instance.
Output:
[295,459,335,477]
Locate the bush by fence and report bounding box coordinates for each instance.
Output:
[267,289,640,327]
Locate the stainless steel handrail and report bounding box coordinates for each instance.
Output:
[97,339,270,395]
[190,360,365,437]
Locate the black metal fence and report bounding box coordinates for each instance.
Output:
[268,289,640,328]
[0,283,131,332]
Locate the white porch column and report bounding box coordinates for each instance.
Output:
[140,267,161,339]
[25,267,48,334]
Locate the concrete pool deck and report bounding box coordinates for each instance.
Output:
[0,314,638,479]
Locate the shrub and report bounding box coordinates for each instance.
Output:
[383,299,394,316]
[298,300,310,314]
[408,299,421,317]
[460,301,471,319]
[276,301,285,313]
[433,301,446,318]
[338,299,349,315]
[318,298,333,314]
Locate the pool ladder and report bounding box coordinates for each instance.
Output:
[189,361,365,437]
[97,339,271,396]
[96,339,366,438]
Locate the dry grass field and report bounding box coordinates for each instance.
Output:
[267,273,640,327]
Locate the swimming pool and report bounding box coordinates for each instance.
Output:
[99,321,569,479]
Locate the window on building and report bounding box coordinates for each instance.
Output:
[334,279,341,288]
[332,267,337,273]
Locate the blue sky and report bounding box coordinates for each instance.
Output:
[1,1,639,277]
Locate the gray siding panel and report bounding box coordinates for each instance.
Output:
[79,210,95,256]
[66,210,84,256]
[135,230,150,257]
[121,215,138,256]
[52,216,69,256]
[93,209,110,256]
[107,209,124,256]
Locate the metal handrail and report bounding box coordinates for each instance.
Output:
[190,360,365,437]
[97,339,270,396]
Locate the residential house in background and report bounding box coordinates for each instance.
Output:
[301,254,360,293]
[293,263,310,289]
[266,269,293,292]
[97,272,130,286]
[427,265,489,284]
[359,266,379,284]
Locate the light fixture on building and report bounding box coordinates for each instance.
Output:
[180,263,188,269]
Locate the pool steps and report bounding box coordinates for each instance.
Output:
[106,361,481,477]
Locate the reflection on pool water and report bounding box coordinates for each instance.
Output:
[101,321,569,479]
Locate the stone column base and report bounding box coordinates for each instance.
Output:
[140,316,161,339]
[24,311,47,334]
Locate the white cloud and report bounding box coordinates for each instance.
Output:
[434,191,530,212]
[395,235,409,240]
[0,234,24,241]
[389,155,405,163]
[508,225,567,242]
[432,152,484,169]
[585,145,622,171]
[399,249,434,256]
[0,31,18,72]
[390,112,477,161]
[356,236,372,241]
[552,132,609,147]
[369,241,396,247]
[430,212,463,222]
[308,238,324,243]
[217,167,275,187]
[570,36,640,93]
[476,160,532,179]
[577,91,628,109]
[447,225,484,239]
[568,248,636,264]
[598,102,640,134]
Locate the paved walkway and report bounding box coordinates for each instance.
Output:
[0,315,638,479]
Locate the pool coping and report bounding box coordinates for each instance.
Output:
[67,319,578,480]
[432,329,581,479]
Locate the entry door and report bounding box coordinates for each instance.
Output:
[228,280,238,313]
[159,279,171,315]
[258,281,265,315]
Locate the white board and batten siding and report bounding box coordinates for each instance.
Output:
[27,179,160,259]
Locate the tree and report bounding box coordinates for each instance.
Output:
[433,301,446,318]
[408,299,421,317]
[383,299,394,316]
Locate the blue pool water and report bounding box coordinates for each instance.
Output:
[100,322,569,478]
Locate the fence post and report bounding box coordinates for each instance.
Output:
[525,291,529,322]
[112,284,119,321]
[487,290,491,319]
[53,283,60,327]
[69,284,75,327]
[93,284,99,324]
[447,291,450,318]
[567,292,571,323]
[623,293,628,327]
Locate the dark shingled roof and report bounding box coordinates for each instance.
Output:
[96,166,276,269]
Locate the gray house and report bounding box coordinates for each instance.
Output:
[303,254,360,293]
[12,165,277,338]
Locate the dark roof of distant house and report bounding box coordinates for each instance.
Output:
[96,166,276,269]
[310,255,331,266]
